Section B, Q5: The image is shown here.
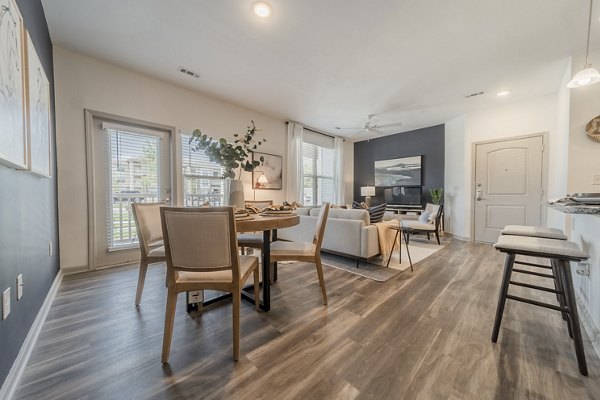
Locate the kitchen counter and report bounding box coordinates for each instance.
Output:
[547,203,600,215]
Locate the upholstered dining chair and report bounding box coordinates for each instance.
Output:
[160,206,260,363]
[401,203,444,245]
[238,200,274,254]
[269,202,330,305]
[131,201,167,305]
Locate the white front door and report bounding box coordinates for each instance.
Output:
[474,135,544,243]
[90,116,171,268]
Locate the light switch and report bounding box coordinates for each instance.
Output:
[2,288,10,320]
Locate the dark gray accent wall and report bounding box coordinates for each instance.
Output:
[353,124,445,205]
[0,0,58,386]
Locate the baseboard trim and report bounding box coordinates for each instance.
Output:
[61,265,89,275]
[577,295,600,360]
[0,270,64,400]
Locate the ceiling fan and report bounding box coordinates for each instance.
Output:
[334,114,402,136]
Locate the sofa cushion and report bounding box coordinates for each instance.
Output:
[294,207,311,216]
[367,203,387,223]
[310,207,370,225]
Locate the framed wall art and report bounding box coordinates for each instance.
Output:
[252,152,282,190]
[374,155,422,187]
[0,0,27,170]
[25,32,52,177]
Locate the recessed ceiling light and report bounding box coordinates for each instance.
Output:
[253,2,272,18]
[496,90,511,96]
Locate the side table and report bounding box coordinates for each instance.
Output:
[387,225,413,271]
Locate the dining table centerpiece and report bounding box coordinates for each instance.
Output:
[189,121,266,208]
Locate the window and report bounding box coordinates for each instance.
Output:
[107,129,162,249]
[181,134,225,206]
[303,142,334,206]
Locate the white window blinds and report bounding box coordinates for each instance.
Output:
[181,134,225,206]
[303,142,335,206]
[106,129,162,249]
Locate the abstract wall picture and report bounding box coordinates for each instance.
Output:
[0,0,27,169]
[26,32,52,177]
[253,152,282,190]
[374,155,422,187]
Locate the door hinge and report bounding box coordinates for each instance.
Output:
[541,144,544,152]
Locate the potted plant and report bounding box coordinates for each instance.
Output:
[429,188,443,205]
[189,121,266,208]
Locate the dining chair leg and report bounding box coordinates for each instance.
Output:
[232,290,241,361]
[491,253,515,342]
[315,256,328,305]
[435,229,440,245]
[253,268,260,311]
[135,260,149,306]
[161,288,178,364]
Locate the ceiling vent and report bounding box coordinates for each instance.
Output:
[178,66,201,79]
[465,91,484,98]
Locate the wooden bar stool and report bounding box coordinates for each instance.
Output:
[492,235,590,376]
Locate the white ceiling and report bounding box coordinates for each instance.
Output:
[41,0,597,140]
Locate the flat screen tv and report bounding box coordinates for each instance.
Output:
[384,186,422,206]
[374,155,422,187]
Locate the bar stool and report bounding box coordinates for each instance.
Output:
[492,235,590,376]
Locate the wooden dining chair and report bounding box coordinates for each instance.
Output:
[238,200,274,254]
[160,206,260,362]
[269,202,330,305]
[131,202,167,305]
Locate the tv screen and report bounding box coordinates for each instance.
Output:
[384,186,422,205]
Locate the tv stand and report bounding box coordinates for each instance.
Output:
[385,205,423,215]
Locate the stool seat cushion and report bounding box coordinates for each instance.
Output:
[237,233,264,245]
[494,235,588,260]
[501,225,567,240]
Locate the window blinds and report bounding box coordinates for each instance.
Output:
[302,142,335,206]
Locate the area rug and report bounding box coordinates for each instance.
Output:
[320,238,448,282]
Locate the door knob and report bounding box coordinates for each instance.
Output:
[476,185,483,201]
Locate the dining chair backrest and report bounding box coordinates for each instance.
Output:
[132,202,167,256]
[313,202,331,251]
[160,206,240,278]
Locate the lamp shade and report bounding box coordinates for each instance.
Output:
[360,186,375,197]
[257,173,269,184]
[567,66,600,88]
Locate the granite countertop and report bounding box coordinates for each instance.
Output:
[547,203,600,215]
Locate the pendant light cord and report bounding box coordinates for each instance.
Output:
[586,0,594,66]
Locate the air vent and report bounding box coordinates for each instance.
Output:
[177,66,201,79]
[465,91,484,98]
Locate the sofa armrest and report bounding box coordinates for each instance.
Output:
[361,225,380,259]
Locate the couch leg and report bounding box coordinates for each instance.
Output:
[356,259,360,268]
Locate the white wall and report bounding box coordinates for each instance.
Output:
[445,94,561,239]
[54,46,289,271]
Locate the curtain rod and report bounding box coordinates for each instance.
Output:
[285,121,341,140]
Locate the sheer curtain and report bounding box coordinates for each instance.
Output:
[333,137,344,205]
[286,122,304,203]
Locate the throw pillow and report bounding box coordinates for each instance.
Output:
[368,203,387,223]
[418,211,432,223]
[352,201,367,209]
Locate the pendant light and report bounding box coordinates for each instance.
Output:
[568,0,600,88]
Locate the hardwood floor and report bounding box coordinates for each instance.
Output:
[14,240,600,399]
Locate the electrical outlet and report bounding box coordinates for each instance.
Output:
[2,288,10,320]
[16,274,23,300]
[593,174,600,185]
[48,241,53,256]
[188,290,203,304]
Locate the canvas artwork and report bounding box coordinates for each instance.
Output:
[26,32,52,177]
[0,0,27,169]
[374,155,422,187]
[253,152,282,190]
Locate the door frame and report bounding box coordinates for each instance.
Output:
[84,109,177,270]
[470,132,549,242]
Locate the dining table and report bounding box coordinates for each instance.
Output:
[188,213,300,312]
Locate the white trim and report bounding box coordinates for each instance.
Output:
[577,295,600,360]
[0,270,63,400]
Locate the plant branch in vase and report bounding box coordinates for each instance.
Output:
[189,121,266,207]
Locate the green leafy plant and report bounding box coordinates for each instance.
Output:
[189,121,266,179]
[429,188,444,205]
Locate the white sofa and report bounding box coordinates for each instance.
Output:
[277,207,380,259]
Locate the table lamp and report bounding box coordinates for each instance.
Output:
[253,171,269,200]
[360,186,375,206]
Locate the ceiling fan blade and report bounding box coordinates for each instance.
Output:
[335,126,363,130]
[371,128,385,135]
[373,122,403,129]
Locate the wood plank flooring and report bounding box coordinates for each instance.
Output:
[14,240,600,399]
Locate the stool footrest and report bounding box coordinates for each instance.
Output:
[509,280,562,294]
[512,268,555,279]
[506,294,568,313]
[514,260,552,270]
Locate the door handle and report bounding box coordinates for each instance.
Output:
[476,186,483,201]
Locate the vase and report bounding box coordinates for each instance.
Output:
[228,179,245,209]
